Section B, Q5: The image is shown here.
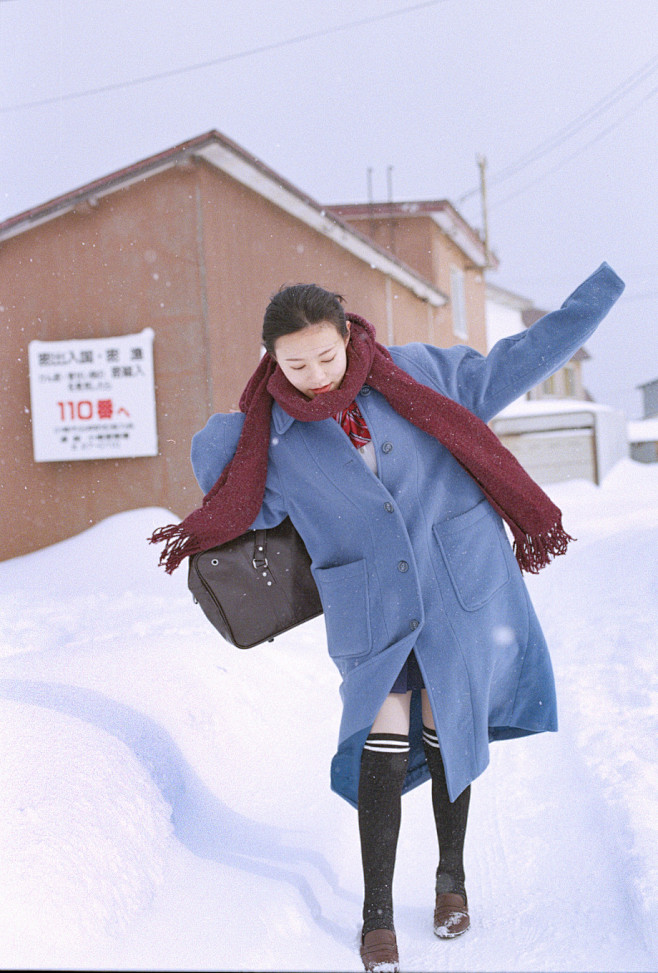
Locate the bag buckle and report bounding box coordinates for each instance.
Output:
[252,534,268,571]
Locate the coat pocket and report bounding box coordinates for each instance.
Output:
[313,559,372,658]
[433,499,510,612]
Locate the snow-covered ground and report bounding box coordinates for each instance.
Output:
[1,458,657,972]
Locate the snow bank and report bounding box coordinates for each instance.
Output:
[525,458,658,961]
[0,697,172,967]
[0,466,657,971]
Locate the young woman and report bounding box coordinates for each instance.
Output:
[152,263,624,972]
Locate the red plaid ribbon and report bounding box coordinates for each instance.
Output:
[334,400,371,449]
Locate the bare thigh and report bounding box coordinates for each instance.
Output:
[421,689,435,729]
[371,689,436,734]
[371,691,411,734]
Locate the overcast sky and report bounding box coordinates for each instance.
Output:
[1,0,656,417]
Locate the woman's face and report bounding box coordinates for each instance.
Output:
[273,321,350,399]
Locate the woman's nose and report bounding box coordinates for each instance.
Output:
[308,362,328,385]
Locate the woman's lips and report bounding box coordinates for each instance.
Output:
[310,383,333,394]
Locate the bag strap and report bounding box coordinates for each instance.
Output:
[251,529,269,571]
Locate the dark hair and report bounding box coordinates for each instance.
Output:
[262,283,347,356]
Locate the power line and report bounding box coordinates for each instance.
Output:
[0,0,450,113]
[490,55,658,189]
[458,53,658,204]
[489,82,658,209]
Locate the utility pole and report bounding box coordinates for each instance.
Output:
[477,154,491,269]
[387,164,396,255]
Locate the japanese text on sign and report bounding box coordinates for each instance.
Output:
[28,329,158,462]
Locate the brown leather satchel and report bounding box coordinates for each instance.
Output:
[187,517,323,649]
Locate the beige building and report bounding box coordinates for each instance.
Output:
[329,199,492,353]
[0,130,490,561]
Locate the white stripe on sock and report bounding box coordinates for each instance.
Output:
[423,728,440,749]
[363,740,410,753]
[363,734,410,754]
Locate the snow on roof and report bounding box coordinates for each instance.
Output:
[496,396,616,418]
[628,417,658,443]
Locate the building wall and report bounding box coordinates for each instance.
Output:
[485,295,528,350]
[431,225,487,353]
[527,360,587,401]
[340,214,434,285]
[0,166,211,561]
[0,160,444,560]
[337,214,487,353]
[628,417,658,463]
[630,441,658,463]
[639,379,658,418]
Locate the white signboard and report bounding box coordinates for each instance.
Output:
[28,328,158,462]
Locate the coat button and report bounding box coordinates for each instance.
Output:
[361,385,371,395]
[384,502,394,513]
[397,560,409,572]
[382,441,393,453]
[410,619,419,630]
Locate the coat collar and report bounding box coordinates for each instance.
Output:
[272,388,372,435]
[272,400,296,434]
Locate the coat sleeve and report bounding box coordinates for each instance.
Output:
[190,412,288,529]
[392,262,625,422]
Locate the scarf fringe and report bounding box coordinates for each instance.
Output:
[148,523,205,575]
[513,524,575,574]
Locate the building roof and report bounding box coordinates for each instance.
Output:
[0,130,448,308]
[329,198,496,270]
[521,306,547,328]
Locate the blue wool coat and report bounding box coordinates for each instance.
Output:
[191,263,624,806]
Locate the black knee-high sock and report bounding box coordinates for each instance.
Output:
[358,733,409,935]
[422,725,470,900]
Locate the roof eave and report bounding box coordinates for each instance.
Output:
[0,131,448,309]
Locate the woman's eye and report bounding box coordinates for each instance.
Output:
[289,353,334,371]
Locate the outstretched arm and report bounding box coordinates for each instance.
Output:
[393,262,625,422]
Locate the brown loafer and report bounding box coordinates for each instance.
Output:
[360,928,400,972]
[434,892,470,938]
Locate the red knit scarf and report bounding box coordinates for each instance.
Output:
[150,314,572,574]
